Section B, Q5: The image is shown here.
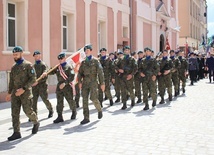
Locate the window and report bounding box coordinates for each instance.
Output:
[63,15,68,50]
[123,26,128,38]
[97,21,106,53]
[7,3,16,47]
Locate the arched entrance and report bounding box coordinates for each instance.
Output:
[159,34,165,52]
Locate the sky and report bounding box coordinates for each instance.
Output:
[207,0,214,37]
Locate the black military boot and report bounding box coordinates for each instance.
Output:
[8,132,21,141]
[32,122,40,134]
[182,88,185,94]
[131,100,135,107]
[48,110,53,118]
[71,111,77,120]
[174,91,178,97]
[75,99,80,108]
[80,118,90,125]
[53,114,64,123]
[169,94,172,101]
[98,111,103,119]
[99,100,103,108]
[159,97,165,104]
[121,102,127,110]
[152,100,156,107]
[115,98,120,103]
[143,103,149,110]
[137,98,142,104]
[110,99,114,106]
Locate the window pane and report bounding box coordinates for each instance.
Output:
[63,15,67,26]
[8,19,16,47]
[8,3,15,18]
[63,28,67,49]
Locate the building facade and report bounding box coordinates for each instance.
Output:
[178,0,207,55]
[0,0,179,102]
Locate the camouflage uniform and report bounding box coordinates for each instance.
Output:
[178,56,188,94]
[113,58,122,102]
[135,58,144,103]
[140,57,159,110]
[115,55,137,109]
[78,57,104,121]
[49,62,76,122]
[98,56,114,106]
[32,60,53,116]
[158,57,173,103]
[8,59,38,133]
[75,82,80,108]
[170,57,181,96]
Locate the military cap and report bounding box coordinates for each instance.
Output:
[84,44,92,52]
[58,52,66,59]
[123,46,130,51]
[100,48,107,53]
[33,50,41,56]
[170,50,175,53]
[137,51,143,54]
[117,51,124,55]
[131,51,136,56]
[144,47,151,52]
[12,46,23,53]
[109,52,115,56]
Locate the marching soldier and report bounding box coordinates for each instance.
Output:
[169,50,181,97]
[46,52,77,123]
[32,51,54,118]
[6,46,40,141]
[78,45,104,124]
[115,46,137,110]
[139,48,159,110]
[178,51,188,94]
[98,48,114,107]
[158,50,173,104]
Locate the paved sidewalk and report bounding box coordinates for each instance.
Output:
[0,79,214,155]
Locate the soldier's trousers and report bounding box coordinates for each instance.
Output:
[82,81,102,120]
[11,93,38,132]
[171,72,179,93]
[179,72,186,89]
[120,76,135,103]
[56,85,76,115]
[98,78,112,102]
[158,74,172,98]
[75,83,80,103]
[134,77,143,99]
[114,76,121,99]
[32,85,53,114]
[143,78,157,103]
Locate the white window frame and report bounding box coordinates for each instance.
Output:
[7,2,17,49]
[98,22,101,53]
[63,14,68,51]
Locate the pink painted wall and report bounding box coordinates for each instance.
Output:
[117,11,122,45]
[90,2,98,55]
[143,22,152,48]
[171,32,176,50]
[107,7,114,52]
[131,0,137,51]
[50,0,61,66]
[142,0,150,6]
[76,0,85,49]
[118,0,122,4]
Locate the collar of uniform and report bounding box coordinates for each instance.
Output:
[16,58,24,65]
[35,60,41,65]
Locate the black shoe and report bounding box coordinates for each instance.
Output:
[110,99,114,106]
[80,119,90,125]
[98,111,103,119]
[100,101,103,108]
[28,119,31,122]
[182,88,185,94]
[174,91,177,97]
[48,110,53,118]
[143,103,149,110]
[8,132,21,141]
[131,100,135,107]
[53,115,64,123]
[169,95,172,101]
[152,101,156,107]
[75,100,80,108]
[191,81,193,85]
[32,122,40,134]
[104,96,108,100]
[136,99,142,104]
[71,111,77,120]
[121,103,127,110]
[115,98,120,103]
[159,98,165,104]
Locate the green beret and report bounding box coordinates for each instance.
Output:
[84,44,93,52]
[117,51,124,55]
[100,48,107,53]
[33,50,41,56]
[123,46,130,51]
[13,46,23,53]
[137,51,143,54]
[144,47,151,52]
[58,52,66,59]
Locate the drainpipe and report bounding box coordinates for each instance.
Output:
[129,0,132,50]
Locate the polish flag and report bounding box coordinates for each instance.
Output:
[165,38,171,50]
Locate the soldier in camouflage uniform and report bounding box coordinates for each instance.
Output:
[32,51,54,118]
[135,51,145,103]
[6,46,40,141]
[115,46,137,110]
[178,51,188,94]
[169,50,181,97]
[98,48,114,107]
[157,50,173,104]
[139,48,159,110]
[78,45,104,124]
[48,52,76,123]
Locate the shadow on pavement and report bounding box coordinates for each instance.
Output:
[63,120,99,135]
[0,134,33,151]
[133,108,155,117]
